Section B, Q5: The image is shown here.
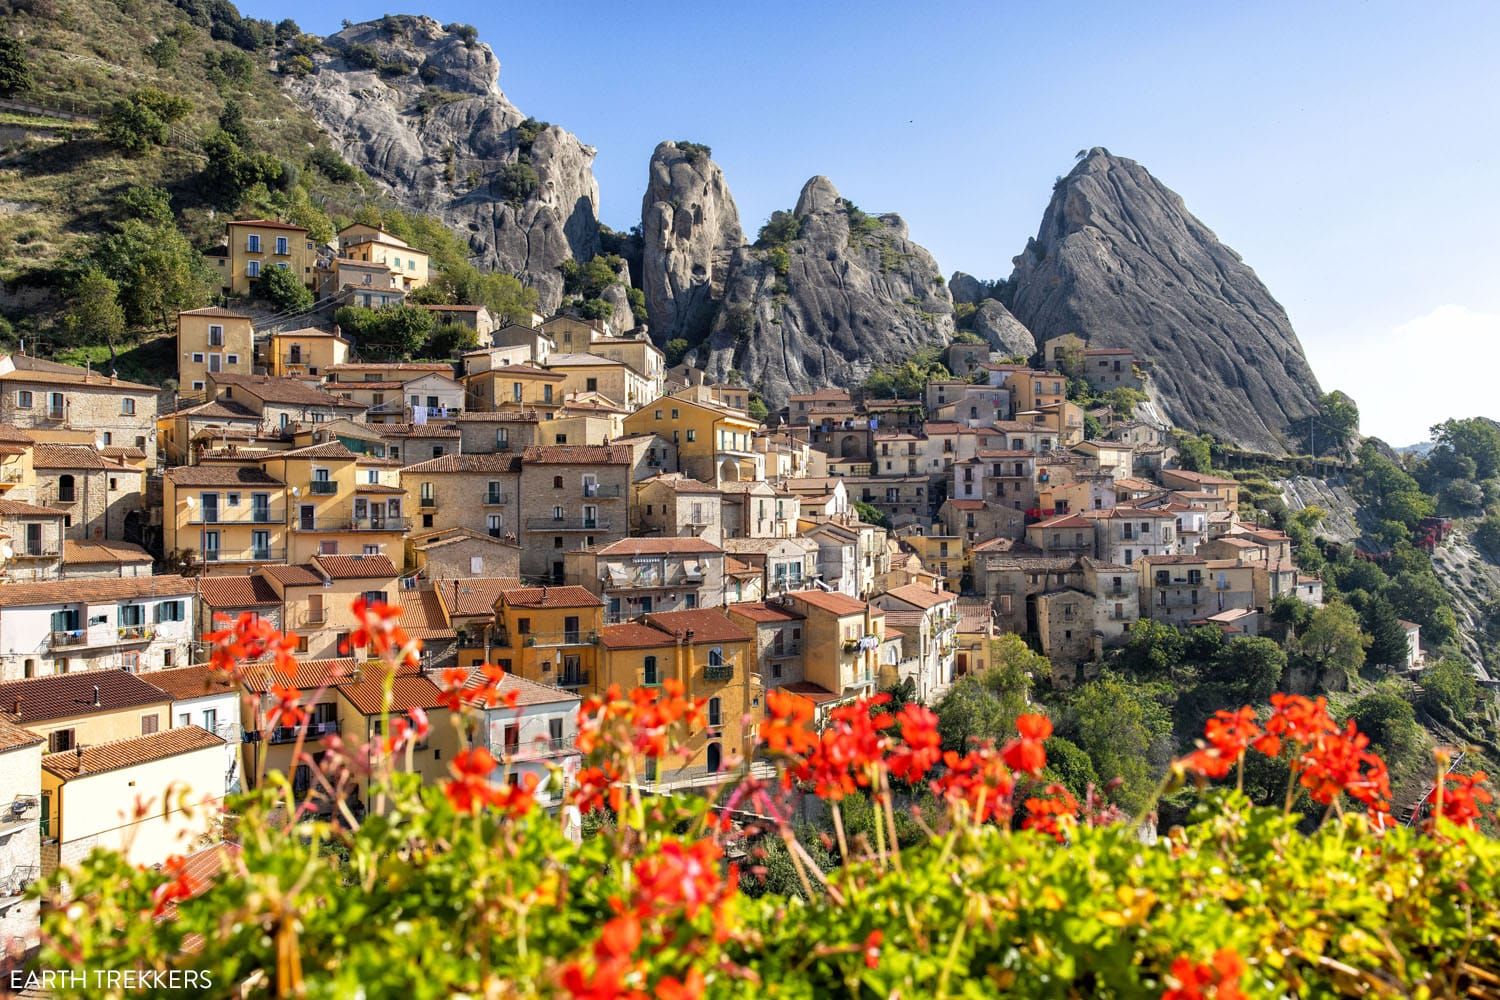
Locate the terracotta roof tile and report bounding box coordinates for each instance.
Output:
[32,444,112,469]
[520,445,631,465]
[499,585,604,609]
[312,554,398,580]
[434,578,523,617]
[401,454,521,473]
[785,590,877,616]
[138,664,238,702]
[274,440,361,460]
[160,398,260,421]
[197,574,281,607]
[260,564,324,587]
[396,589,454,639]
[43,726,223,779]
[0,498,67,516]
[0,671,170,724]
[727,602,805,623]
[460,669,579,707]
[0,574,192,609]
[165,465,283,486]
[229,218,307,231]
[237,657,370,693]
[337,674,446,715]
[62,540,153,564]
[212,375,363,409]
[880,583,959,610]
[595,537,722,556]
[598,621,673,650]
[0,717,43,751]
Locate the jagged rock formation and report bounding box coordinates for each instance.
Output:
[970,299,1035,358]
[598,257,637,333]
[696,177,954,406]
[948,271,983,305]
[641,142,744,343]
[1007,148,1322,453]
[283,16,599,312]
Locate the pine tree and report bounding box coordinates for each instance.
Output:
[1362,595,1409,671]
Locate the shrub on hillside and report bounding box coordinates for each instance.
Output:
[254,265,313,314]
[99,88,192,153]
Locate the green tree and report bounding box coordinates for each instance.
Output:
[933,676,1019,753]
[1270,593,1313,636]
[0,33,32,97]
[1176,433,1212,473]
[1110,619,1187,680]
[1298,602,1369,680]
[255,265,313,313]
[334,305,434,359]
[1041,736,1100,801]
[747,394,769,422]
[498,161,539,205]
[60,269,126,364]
[118,185,173,227]
[1316,390,1360,452]
[1356,441,1433,528]
[92,221,213,331]
[851,500,890,529]
[664,338,691,367]
[1476,514,1500,562]
[1053,340,1086,380]
[99,88,192,153]
[1430,417,1500,481]
[1419,656,1478,720]
[427,321,479,359]
[1362,595,1410,671]
[1206,636,1286,703]
[1347,685,1419,762]
[218,98,251,146]
[1069,674,1171,813]
[1387,570,1457,648]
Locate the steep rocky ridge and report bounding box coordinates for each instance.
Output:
[640,141,744,343]
[696,176,954,406]
[283,16,599,313]
[1007,148,1322,453]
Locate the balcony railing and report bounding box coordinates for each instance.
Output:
[282,354,309,367]
[294,609,328,628]
[49,630,94,649]
[270,719,339,744]
[309,481,338,495]
[116,625,154,642]
[188,510,284,525]
[581,484,623,499]
[526,517,612,531]
[203,547,285,563]
[767,643,802,659]
[346,517,408,532]
[483,491,511,505]
[517,629,598,648]
[703,664,734,682]
[419,497,437,508]
[495,735,579,760]
[11,546,60,559]
[548,670,590,689]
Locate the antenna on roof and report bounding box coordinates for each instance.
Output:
[92,685,101,708]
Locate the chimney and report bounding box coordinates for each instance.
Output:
[75,746,84,774]
[92,685,101,708]
[11,696,19,717]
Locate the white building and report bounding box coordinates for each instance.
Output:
[0,576,198,681]
[476,673,581,806]
[0,719,43,953]
[871,582,960,701]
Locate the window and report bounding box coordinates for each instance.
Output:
[141,713,159,735]
[247,260,261,278]
[686,429,696,442]
[15,390,31,408]
[227,354,239,365]
[57,474,75,503]
[708,697,721,728]
[585,377,598,392]
[643,655,658,685]
[177,712,191,728]
[708,647,724,667]
[49,729,75,753]
[247,234,261,252]
[275,236,289,255]
[553,475,563,489]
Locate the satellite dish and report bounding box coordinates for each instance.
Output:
[290,486,301,497]
[184,495,196,508]
[0,542,12,561]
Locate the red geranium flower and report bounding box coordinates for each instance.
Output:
[149,854,200,917]
[1001,713,1051,775]
[1021,783,1078,841]
[930,745,1015,825]
[1428,770,1494,829]
[862,929,883,969]
[760,688,817,757]
[886,704,942,783]
[1162,947,1246,1000]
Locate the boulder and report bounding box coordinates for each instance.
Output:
[948,271,983,305]
[970,299,1035,358]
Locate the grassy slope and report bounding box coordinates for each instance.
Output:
[0,0,357,292]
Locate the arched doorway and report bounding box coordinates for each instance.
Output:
[717,460,740,483]
[705,742,722,774]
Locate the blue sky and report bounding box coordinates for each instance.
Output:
[250,1,1500,445]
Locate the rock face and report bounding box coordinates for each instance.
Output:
[283,16,599,313]
[641,141,744,343]
[1007,148,1322,453]
[948,271,983,305]
[970,299,1035,358]
[697,177,954,406]
[598,257,637,333]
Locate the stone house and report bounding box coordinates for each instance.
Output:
[421,304,497,343]
[266,327,351,378]
[400,453,521,541]
[517,445,632,582]
[632,473,723,545]
[0,718,43,949]
[0,356,160,465]
[721,537,817,596]
[156,397,263,466]
[209,373,367,431]
[565,536,727,621]
[872,583,959,702]
[405,527,522,581]
[0,575,196,680]
[726,601,807,693]
[447,411,542,455]
[463,363,565,414]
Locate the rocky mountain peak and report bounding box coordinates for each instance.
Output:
[794,175,844,217]
[284,16,600,313]
[1006,148,1322,452]
[640,141,744,343]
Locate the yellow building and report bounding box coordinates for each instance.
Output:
[543,353,655,410]
[0,424,37,498]
[622,395,764,485]
[334,673,460,797]
[463,364,565,413]
[896,528,967,594]
[162,463,288,570]
[237,657,360,794]
[267,327,351,378]
[488,586,604,692]
[261,554,401,659]
[780,590,885,701]
[337,224,430,291]
[597,608,756,783]
[1003,369,1068,417]
[221,220,317,297]
[261,441,407,563]
[177,307,254,396]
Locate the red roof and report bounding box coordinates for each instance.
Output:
[312,554,398,580]
[881,583,959,610]
[643,609,753,644]
[786,590,876,617]
[728,602,805,623]
[499,585,604,609]
[229,218,308,232]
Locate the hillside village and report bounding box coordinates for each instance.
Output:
[0,210,1405,951]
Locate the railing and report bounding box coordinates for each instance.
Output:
[270,719,338,744]
[309,481,338,495]
[346,517,409,532]
[483,491,511,505]
[0,865,40,898]
[767,643,802,658]
[581,484,623,499]
[116,625,153,642]
[526,517,612,531]
[49,630,91,649]
[204,547,285,563]
[703,664,734,682]
[496,735,579,760]
[514,630,598,647]
[548,670,590,689]
[419,497,437,508]
[282,354,308,367]
[11,545,60,559]
[189,511,283,525]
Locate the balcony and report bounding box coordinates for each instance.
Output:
[0,796,40,837]
[483,490,511,506]
[419,497,437,508]
[269,719,339,744]
[703,664,734,682]
[581,484,623,499]
[548,670,590,689]
[766,643,802,659]
[519,629,598,647]
[282,354,309,368]
[526,517,612,531]
[116,625,154,643]
[497,735,579,760]
[191,510,283,526]
[11,546,60,559]
[49,630,106,649]
[203,547,285,563]
[346,517,408,532]
[294,609,328,628]
[309,481,338,495]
